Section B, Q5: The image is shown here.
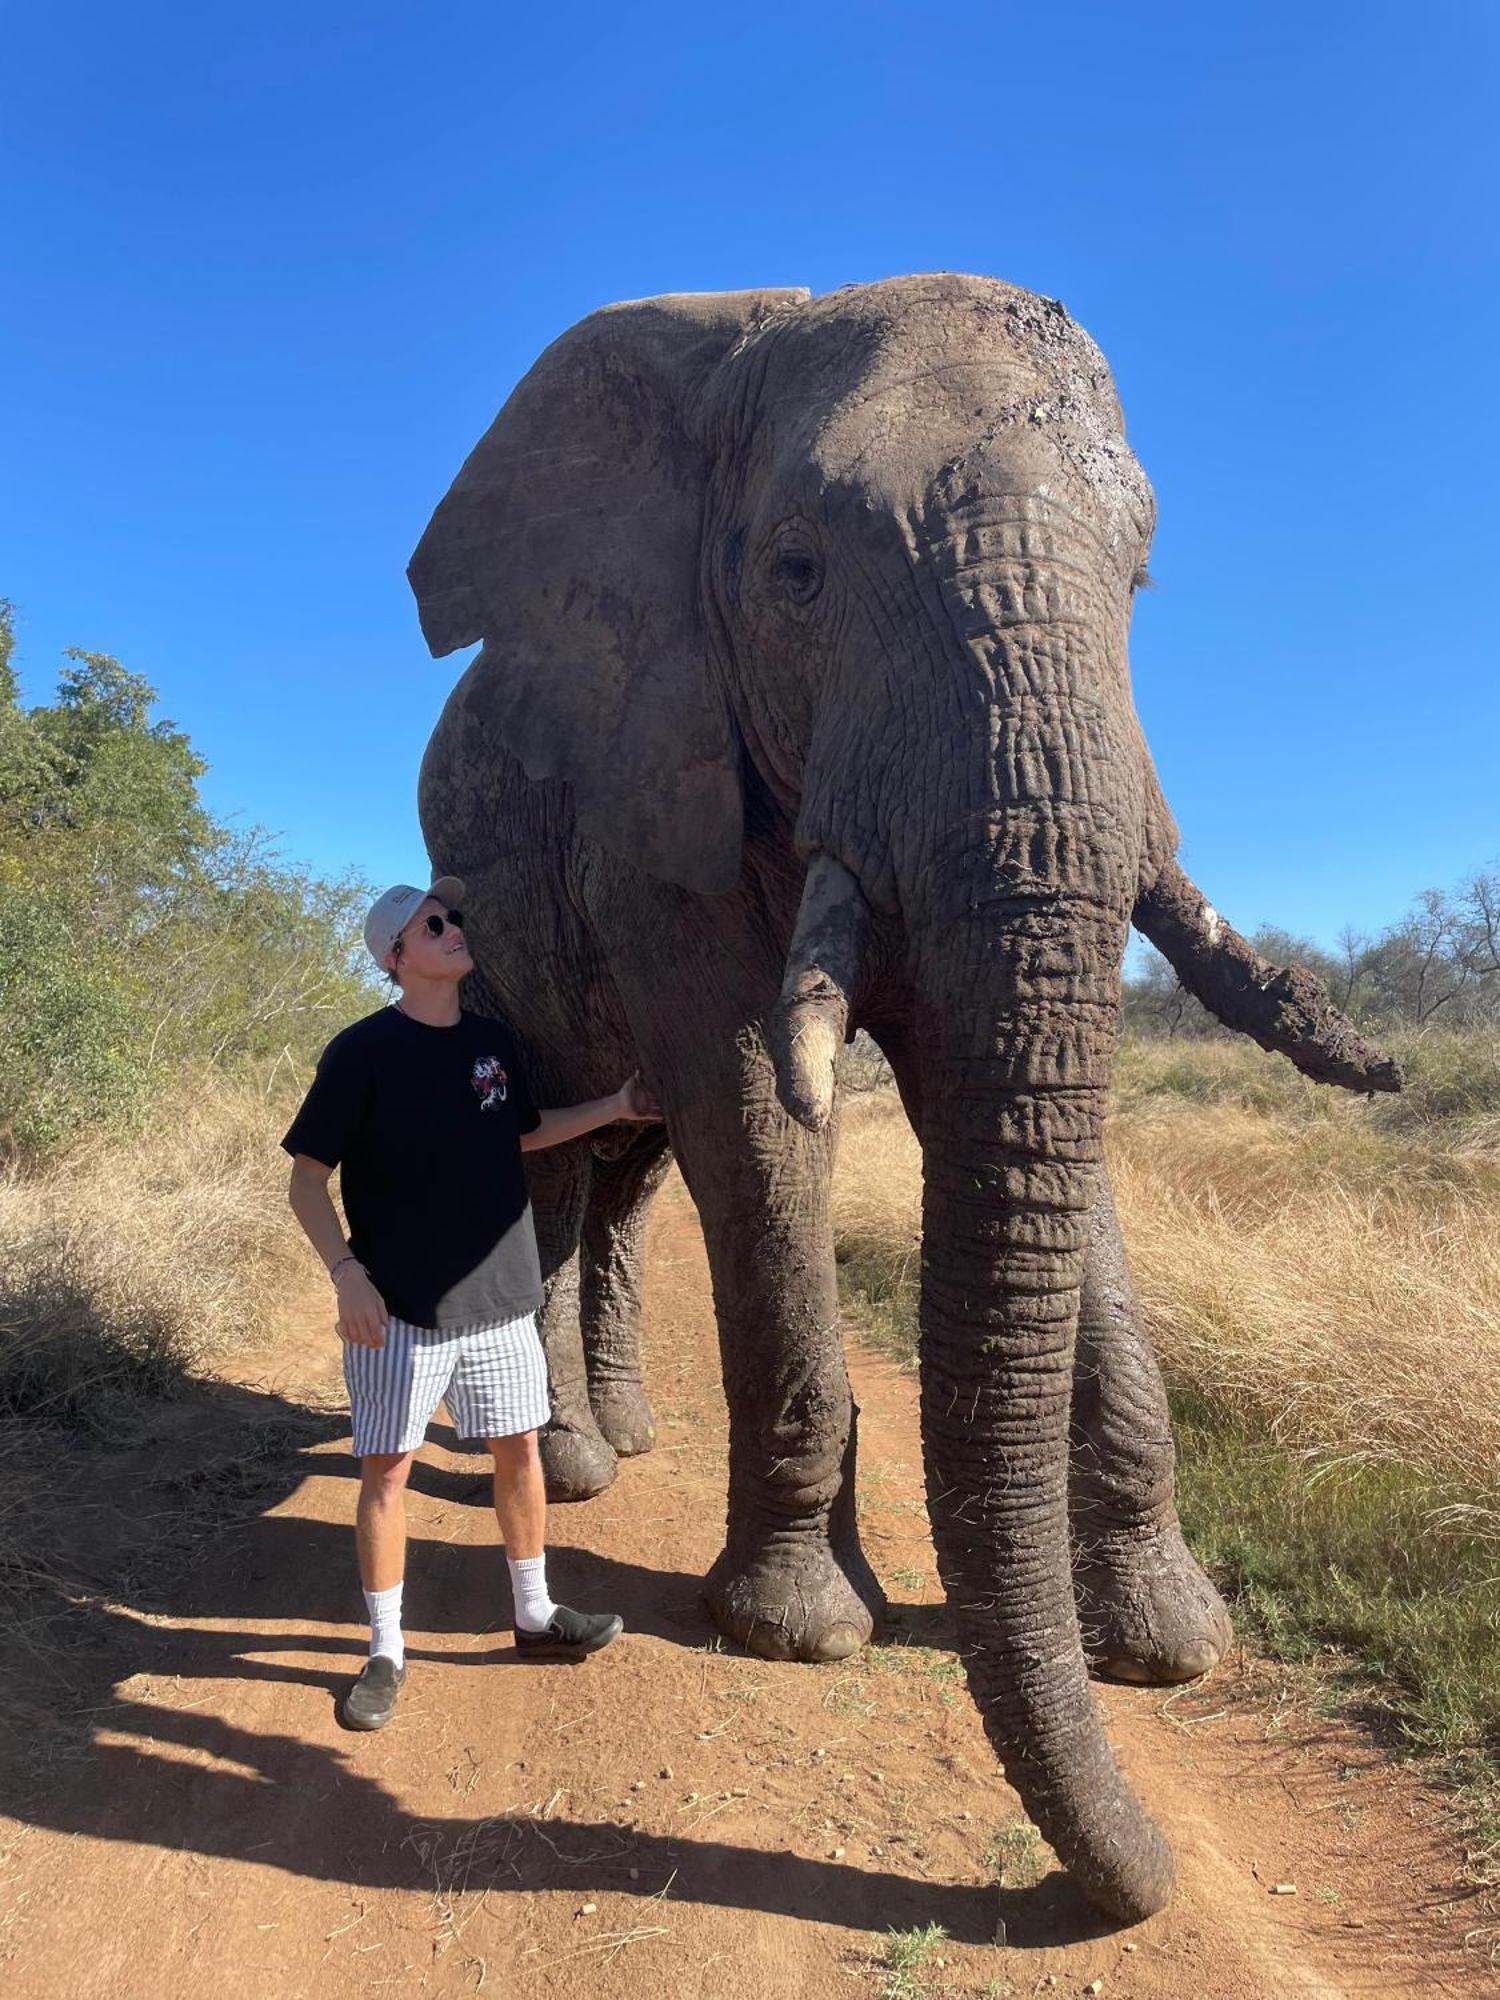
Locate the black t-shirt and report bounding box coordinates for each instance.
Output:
[281,1005,544,1329]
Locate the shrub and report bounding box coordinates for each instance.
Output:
[0,877,141,1153]
[0,1077,315,1430]
[0,606,378,1164]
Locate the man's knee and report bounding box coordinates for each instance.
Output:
[360,1450,414,1498]
[487,1429,540,1470]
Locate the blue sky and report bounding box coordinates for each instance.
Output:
[4,1,1496,952]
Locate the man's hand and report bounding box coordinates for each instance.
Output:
[522,1076,664,1151]
[335,1267,390,1348]
[615,1070,663,1121]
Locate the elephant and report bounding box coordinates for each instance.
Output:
[407,275,1399,1924]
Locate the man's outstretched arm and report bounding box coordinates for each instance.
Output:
[520,1072,661,1152]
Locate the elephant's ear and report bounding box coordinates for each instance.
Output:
[408,288,809,895]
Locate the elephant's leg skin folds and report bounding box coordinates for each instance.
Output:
[580,1134,673,1457]
[1073,1520,1230,1686]
[1070,1170,1230,1684]
[654,1025,883,1663]
[704,1398,882,1662]
[528,1147,619,1502]
[588,1377,657,1459]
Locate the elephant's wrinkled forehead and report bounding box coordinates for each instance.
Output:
[745,274,1153,541]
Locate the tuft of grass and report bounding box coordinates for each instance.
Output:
[0,1259,192,1431]
[983,1819,1046,1888]
[821,1669,878,1719]
[866,1642,964,1687]
[1107,1101,1500,1509]
[838,1246,919,1369]
[878,1922,949,2000]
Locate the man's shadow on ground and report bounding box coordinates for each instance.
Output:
[0,1379,1104,1950]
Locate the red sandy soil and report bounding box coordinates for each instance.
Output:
[0,1176,1492,1997]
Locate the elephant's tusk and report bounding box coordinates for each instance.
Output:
[1133,858,1404,1094]
[770,852,872,1131]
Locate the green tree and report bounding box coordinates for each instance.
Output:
[0,605,376,1160]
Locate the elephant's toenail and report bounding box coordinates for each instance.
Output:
[810,1622,864,1663]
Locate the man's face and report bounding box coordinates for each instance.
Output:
[388,895,472,984]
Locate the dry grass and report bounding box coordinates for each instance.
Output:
[1108,1104,1500,1509]
[832,1089,923,1265]
[833,1041,1500,1514]
[0,1073,307,1430]
[0,1076,320,1717]
[1113,1026,1500,1147]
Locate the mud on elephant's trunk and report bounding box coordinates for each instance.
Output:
[911,869,1174,1923]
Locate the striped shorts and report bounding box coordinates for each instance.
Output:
[342,1311,552,1457]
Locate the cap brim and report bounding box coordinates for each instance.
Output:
[429,875,466,907]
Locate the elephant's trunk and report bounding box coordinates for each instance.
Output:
[908,842,1173,1920]
[838,503,1172,1916]
[770,852,872,1132]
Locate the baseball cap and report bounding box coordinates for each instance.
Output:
[363,876,467,967]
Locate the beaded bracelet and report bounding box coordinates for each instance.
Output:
[328,1254,364,1285]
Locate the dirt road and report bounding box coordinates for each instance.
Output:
[0,1178,1487,1996]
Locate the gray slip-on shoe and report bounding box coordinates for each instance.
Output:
[513,1605,624,1661]
[341,1654,406,1730]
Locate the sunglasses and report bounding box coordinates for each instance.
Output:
[394,908,464,954]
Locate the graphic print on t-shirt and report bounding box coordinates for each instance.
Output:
[470,1054,509,1111]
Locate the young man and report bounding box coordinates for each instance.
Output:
[283,877,660,1731]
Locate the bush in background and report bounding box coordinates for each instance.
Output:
[1121,877,1500,1041]
[1112,1026,1500,1147]
[0,601,378,1160]
[0,597,376,1444]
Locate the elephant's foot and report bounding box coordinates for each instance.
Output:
[1074,1522,1232,1685]
[704,1536,885,1663]
[539,1418,618,1502]
[588,1379,657,1457]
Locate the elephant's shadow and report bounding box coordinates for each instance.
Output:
[1,1379,1113,1951]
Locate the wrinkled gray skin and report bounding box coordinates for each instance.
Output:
[409,277,1399,1923]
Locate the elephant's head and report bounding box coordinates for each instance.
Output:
[407,276,1258,1921]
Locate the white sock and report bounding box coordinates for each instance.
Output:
[507,1553,557,1633]
[364,1582,405,1668]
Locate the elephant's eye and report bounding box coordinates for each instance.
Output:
[772,551,824,607]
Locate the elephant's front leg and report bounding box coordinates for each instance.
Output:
[580,1129,674,1456]
[525,1143,620,1502]
[1070,1166,1232,1684]
[655,1024,884,1663]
